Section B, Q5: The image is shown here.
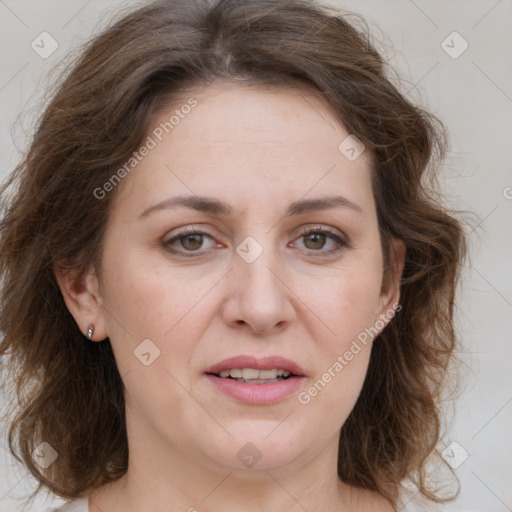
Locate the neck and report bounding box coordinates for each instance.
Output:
[88,405,396,512]
[89,433,355,511]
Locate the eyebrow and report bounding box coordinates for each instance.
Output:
[138,194,363,219]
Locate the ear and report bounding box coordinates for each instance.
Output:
[377,237,405,322]
[53,263,108,342]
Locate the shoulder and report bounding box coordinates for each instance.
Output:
[40,496,89,512]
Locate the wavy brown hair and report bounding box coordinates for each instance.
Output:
[0,0,465,508]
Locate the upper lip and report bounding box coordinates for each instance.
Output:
[206,355,305,376]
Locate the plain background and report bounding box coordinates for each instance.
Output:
[0,1,510,511]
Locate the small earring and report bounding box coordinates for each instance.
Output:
[86,323,94,340]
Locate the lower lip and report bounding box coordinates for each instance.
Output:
[205,374,305,405]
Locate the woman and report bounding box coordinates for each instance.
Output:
[0,0,466,511]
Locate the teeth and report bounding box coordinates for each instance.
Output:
[258,369,277,379]
[242,368,260,380]
[218,368,292,379]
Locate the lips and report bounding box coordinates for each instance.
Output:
[204,355,306,405]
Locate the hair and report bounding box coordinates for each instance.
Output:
[0,0,466,508]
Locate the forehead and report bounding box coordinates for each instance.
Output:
[150,80,352,153]
[112,80,374,216]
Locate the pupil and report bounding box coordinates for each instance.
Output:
[305,233,325,250]
[182,234,202,250]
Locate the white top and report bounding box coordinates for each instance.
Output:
[41,484,468,511]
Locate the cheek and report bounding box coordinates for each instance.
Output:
[305,264,383,348]
[100,244,204,337]
[298,281,377,430]
[99,252,210,425]
[332,281,381,342]
[99,245,223,387]
[297,261,382,415]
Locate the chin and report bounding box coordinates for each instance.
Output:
[200,426,307,472]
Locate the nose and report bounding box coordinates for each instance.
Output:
[221,246,296,336]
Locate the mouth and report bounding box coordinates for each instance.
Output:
[204,355,306,404]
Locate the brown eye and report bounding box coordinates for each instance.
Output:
[293,227,349,257]
[303,232,327,250]
[180,233,204,251]
[164,229,218,255]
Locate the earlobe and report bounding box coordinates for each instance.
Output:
[378,238,406,319]
[53,263,107,341]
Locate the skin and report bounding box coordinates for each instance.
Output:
[55,79,404,512]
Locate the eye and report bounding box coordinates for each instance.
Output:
[293,226,349,255]
[162,225,349,258]
[163,228,220,255]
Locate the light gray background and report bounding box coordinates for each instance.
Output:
[0,1,511,511]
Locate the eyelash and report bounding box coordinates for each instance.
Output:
[163,226,350,258]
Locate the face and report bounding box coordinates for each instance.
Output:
[61,80,402,477]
